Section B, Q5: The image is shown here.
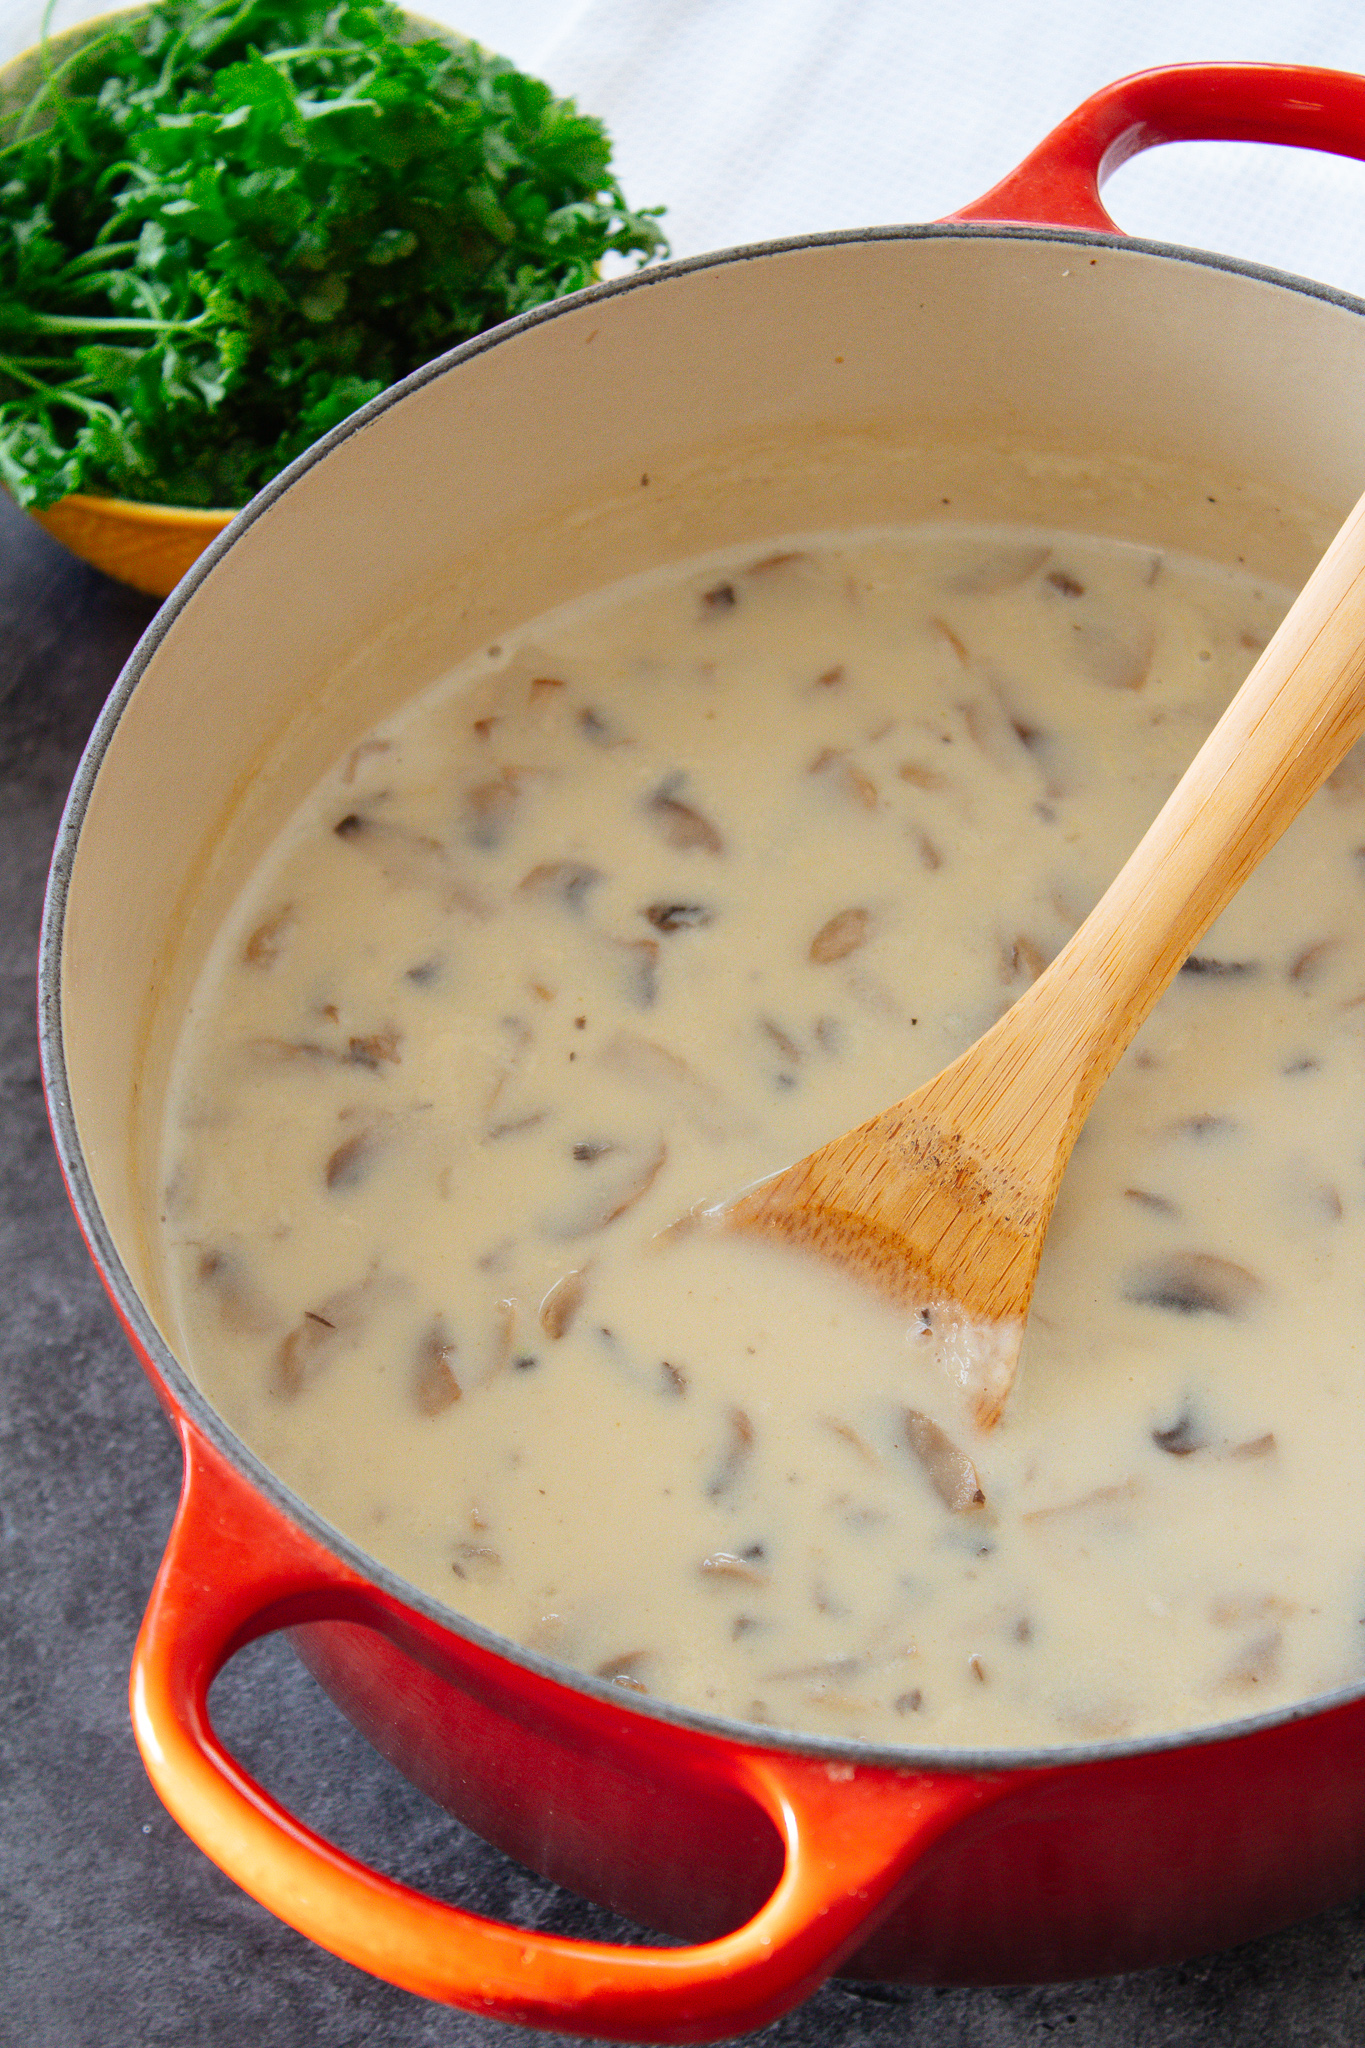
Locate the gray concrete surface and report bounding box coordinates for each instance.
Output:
[4,489,1365,2044]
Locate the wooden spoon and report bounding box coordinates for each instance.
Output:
[726,489,1365,1429]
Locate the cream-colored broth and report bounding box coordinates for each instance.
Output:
[161,524,1365,1748]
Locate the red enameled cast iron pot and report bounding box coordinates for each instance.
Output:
[37,62,1365,2041]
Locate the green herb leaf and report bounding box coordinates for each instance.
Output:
[0,0,666,510]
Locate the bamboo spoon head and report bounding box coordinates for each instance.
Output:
[723,997,1069,1429]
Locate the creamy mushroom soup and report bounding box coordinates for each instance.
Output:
[160,524,1365,1748]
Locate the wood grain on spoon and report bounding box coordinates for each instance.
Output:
[727,489,1365,1428]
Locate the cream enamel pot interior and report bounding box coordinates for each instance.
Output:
[38,62,1365,2042]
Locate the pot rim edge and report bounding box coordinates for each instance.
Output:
[38,215,1365,1778]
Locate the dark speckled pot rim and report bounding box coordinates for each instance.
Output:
[37,217,1365,1778]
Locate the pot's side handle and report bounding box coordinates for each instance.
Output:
[131,1426,1008,2043]
[946,62,1365,233]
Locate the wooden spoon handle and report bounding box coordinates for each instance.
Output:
[993,483,1365,1170]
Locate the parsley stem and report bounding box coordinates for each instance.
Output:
[92,165,140,207]
[55,243,142,282]
[21,312,209,336]
[0,351,119,419]
[155,0,265,97]
[261,44,371,63]
[0,355,50,391]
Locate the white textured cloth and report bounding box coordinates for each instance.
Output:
[5,0,1365,292]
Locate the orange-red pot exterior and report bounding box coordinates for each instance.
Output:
[41,59,1365,2043]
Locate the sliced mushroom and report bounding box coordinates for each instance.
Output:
[242,904,295,968]
[341,736,393,782]
[901,1411,985,1511]
[195,1247,278,1336]
[484,1110,549,1143]
[463,766,533,850]
[539,1267,590,1339]
[486,1299,517,1379]
[272,1271,400,1399]
[348,1026,402,1070]
[1123,1252,1263,1318]
[1209,1592,1295,1628]
[944,543,1050,595]
[249,1028,399,1072]
[928,616,970,666]
[484,1015,533,1114]
[956,686,1045,780]
[1181,956,1261,979]
[1152,1407,1207,1457]
[413,1318,461,1415]
[645,903,714,932]
[744,549,807,576]
[1054,1699,1132,1740]
[846,970,918,1029]
[597,1031,735,1139]
[706,1407,755,1499]
[699,1548,769,1585]
[602,935,658,1008]
[332,811,485,914]
[1069,618,1153,692]
[810,907,871,964]
[1288,938,1340,985]
[809,747,879,810]
[645,781,724,854]
[1168,1114,1235,1141]
[325,1115,391,1192]
[898,760,949,791]
[764,1655,866,1684]
[518,861,603,912]
[998,933,1049,984]
[595,1652,650,1692]
[758,1017,802,1065]
[450,1542,502,1583]
[578,705,632,748]
[1220,1629,1282,1692]
[1023,1479,1139,1524]
[819,1416,882,1468]
[543,1136,667,1239]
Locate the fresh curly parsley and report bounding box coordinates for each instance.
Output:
[0,0,666,509]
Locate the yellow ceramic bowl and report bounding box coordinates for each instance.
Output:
[1,8,463,597]
[26,492,232,598]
